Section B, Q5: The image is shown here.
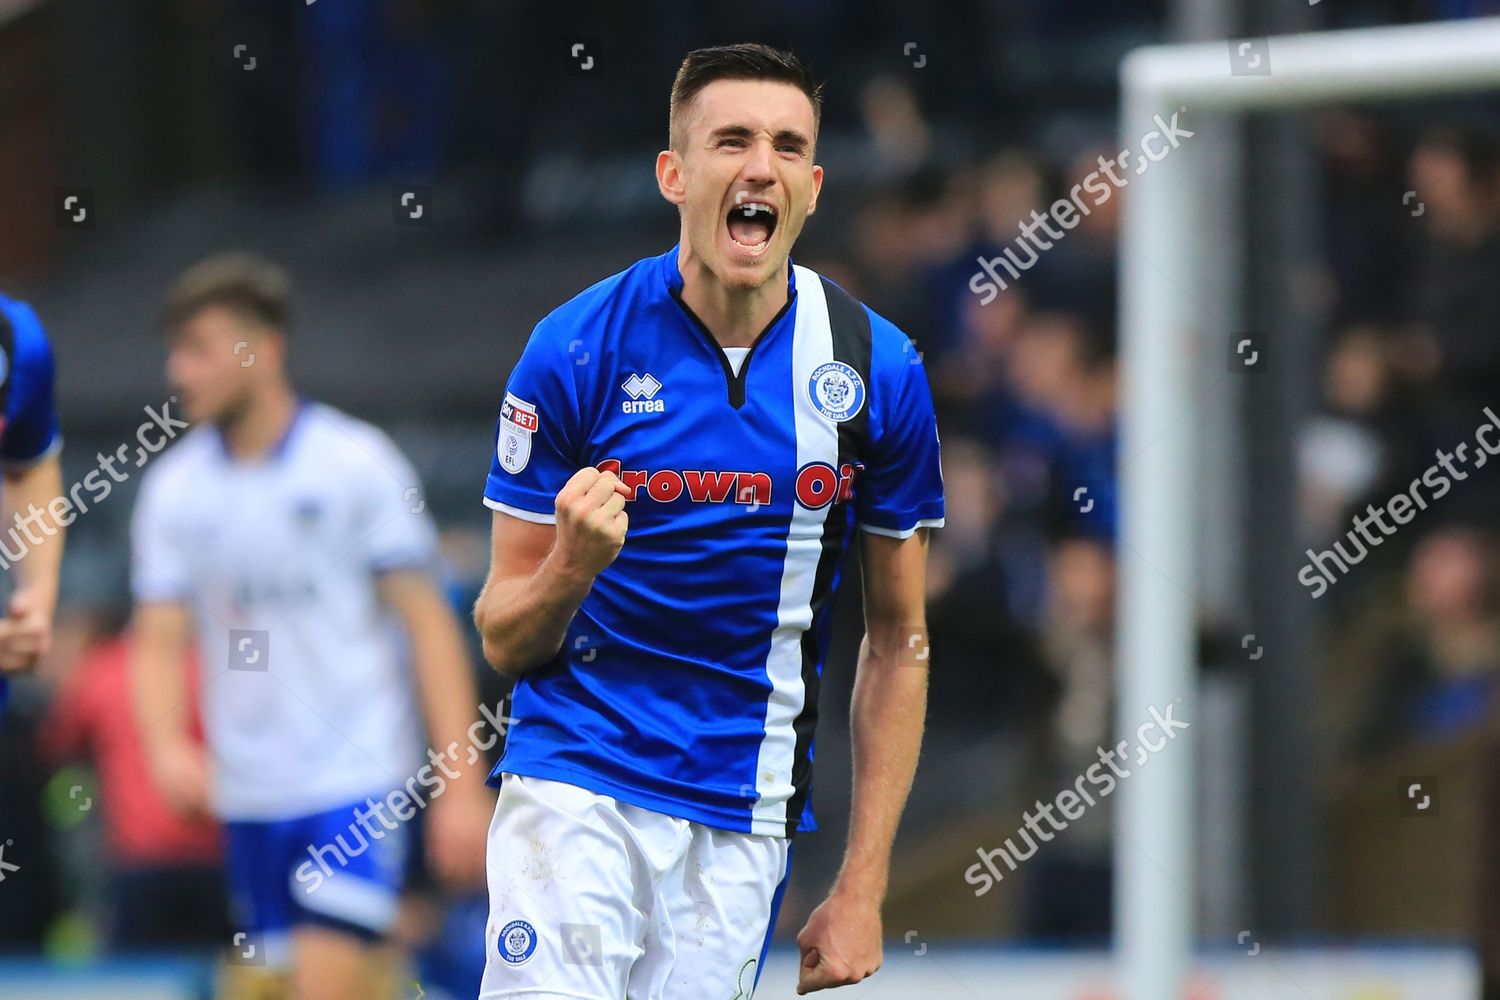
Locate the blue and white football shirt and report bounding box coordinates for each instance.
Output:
[483,247,944,838]
[0,294,63,718]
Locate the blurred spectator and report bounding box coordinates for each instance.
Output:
[1021,536,1117,939]
[40,617,225,952]
[1005,312,1118,543]
[1318,111,1412,326]
[1350,526,1500,757]
[942,277,1027,430]
[1401,125,1500,421]
[926,437,1053,730]
[1029,144,1120,337]
[858,76,933,176]
[922,150,1045,405]
[1299,326,1395,538]
[302,0,457,189]
[846,167,974,358]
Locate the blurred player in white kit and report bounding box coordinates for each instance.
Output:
[131,254,493,1000]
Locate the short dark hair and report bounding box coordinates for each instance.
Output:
[162,253,292,335]
[669,43,822,151]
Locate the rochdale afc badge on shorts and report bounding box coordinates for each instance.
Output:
[497,919,538,965]
[807,361,865,423]
[498,391,538,474]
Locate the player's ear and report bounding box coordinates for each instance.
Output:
[806,163,824,217]
[254,327,288,374]
[656,149,686,206]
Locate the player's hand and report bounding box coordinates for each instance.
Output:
[0,587,54,675]
[795,887,884,993]
[146,736,213,820]
[552,467,631,580]
[426,783,492,891]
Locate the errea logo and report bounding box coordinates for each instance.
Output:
[621,372,665,414]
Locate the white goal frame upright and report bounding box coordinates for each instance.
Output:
[1117,17,1500,1000]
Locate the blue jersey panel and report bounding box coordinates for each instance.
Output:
[0,295,62,733]
[482,247,943,838]
[0,295,62,465]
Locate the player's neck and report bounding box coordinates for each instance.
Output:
[219,383,299,462]
[676,248,789,349]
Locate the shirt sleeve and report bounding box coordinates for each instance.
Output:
[856,313,946,537]
[0,300,62,467]
[131,465,192,604]
[357,430,440,574]
[482,315,583,524]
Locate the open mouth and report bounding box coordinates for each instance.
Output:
[726,199,778,255]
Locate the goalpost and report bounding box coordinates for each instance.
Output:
[1117,17,1500,1000]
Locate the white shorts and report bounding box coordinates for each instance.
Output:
[479,773,792,1000]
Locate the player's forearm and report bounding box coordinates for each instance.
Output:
[407,599,487,785]
[834,630,928,902]
[473,548,594,677]
[2,456,64,610]
[130,619,191,757]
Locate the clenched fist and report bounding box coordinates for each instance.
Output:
[553,467,631,581]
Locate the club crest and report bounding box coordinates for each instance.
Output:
[807,361,865,423]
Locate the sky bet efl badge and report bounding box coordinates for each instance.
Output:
[499,392,538,474]
[808,361,865,423]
